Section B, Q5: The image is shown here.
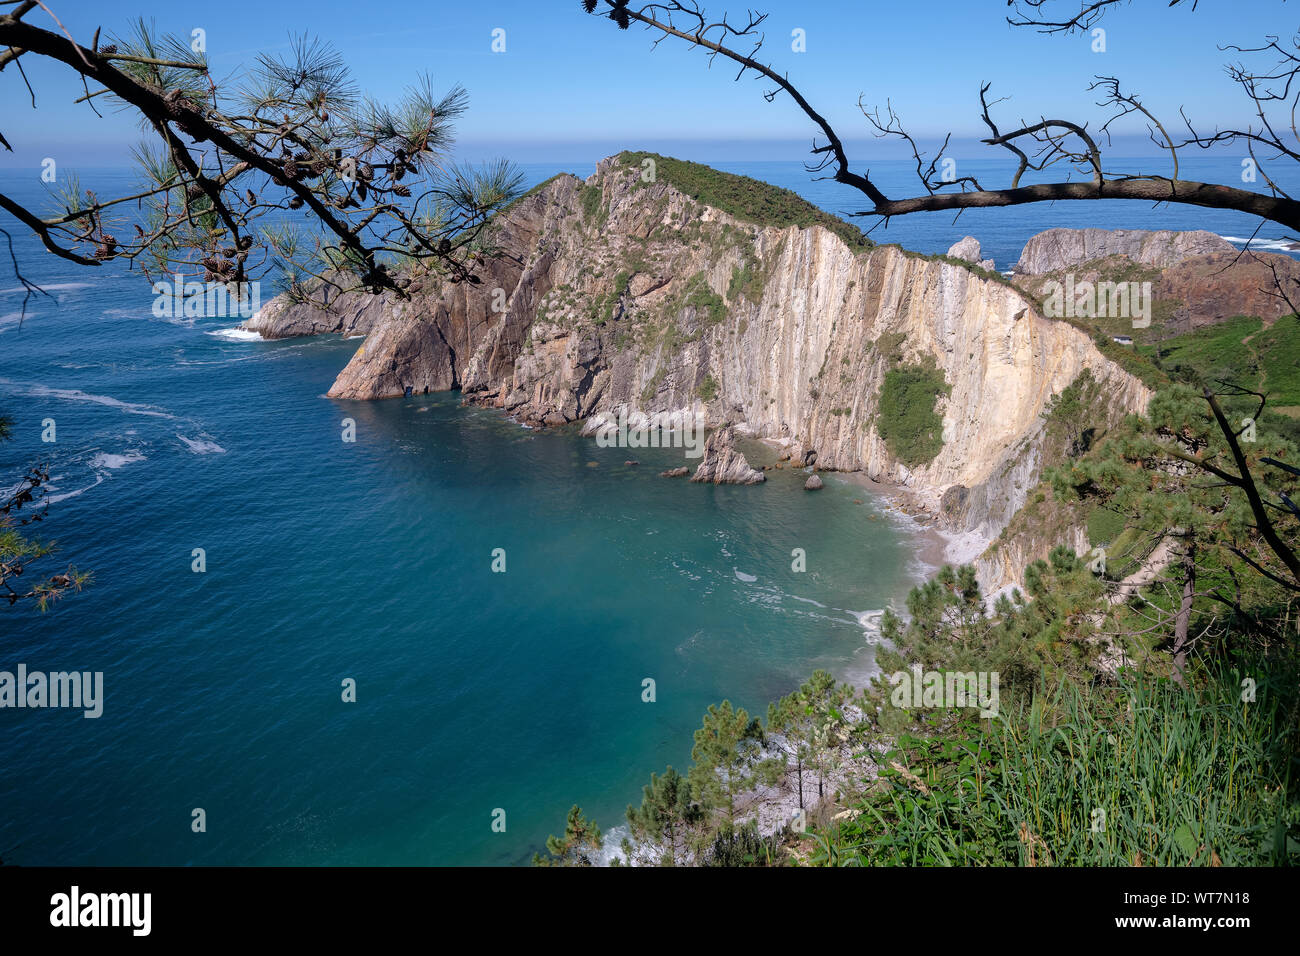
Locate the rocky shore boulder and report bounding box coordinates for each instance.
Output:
[245,282,391,340]
[690,427,765,485]
[946,236,995,272]
[804,474,824,490]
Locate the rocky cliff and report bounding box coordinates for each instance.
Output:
[250,153,1153,589]
[1010,226,1300,333]
[1013,228,1235,274]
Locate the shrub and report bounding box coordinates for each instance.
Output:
[877,362,950,466]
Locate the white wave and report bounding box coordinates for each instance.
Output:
[1222,235,1300,253]
[47,475,105,503]
[855,609,886,640]
[176,434,226,454]
[91,450,146,470]
[0,281,94,295]
[0,379,176,418]
[206,327,264,342]
[733,569,758,583]
[593,824,638,866]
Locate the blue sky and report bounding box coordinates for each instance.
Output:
[0,0,1290,166]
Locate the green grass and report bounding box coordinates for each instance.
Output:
[616,151,871,251]
[1249,319,1300,407]
[876,362,951,467]
[1139,314,1300,409]
[811,664,1300,867]
[579,183,605,228]
[1085,504,1127,549]
[727,257,767,304]
[675,271,726,327]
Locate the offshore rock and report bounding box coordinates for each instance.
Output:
[690,427,765,485]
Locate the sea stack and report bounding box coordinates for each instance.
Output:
[690,426,765,485]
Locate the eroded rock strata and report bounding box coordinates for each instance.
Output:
[251,154,1163,588]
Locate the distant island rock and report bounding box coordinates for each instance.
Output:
[1012,227,1234,275]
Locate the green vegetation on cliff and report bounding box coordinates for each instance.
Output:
[616,151,871,251]
[876,361,951,466]
[1142,315,1300,411]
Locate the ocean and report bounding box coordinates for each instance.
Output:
[0,156,1292,864]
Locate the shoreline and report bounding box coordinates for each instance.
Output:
[831,470,958,579]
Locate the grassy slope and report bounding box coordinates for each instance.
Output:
[615,151,872,251]
[1140,315,1300,410]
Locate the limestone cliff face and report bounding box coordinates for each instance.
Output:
[1013,228,1234,274]
[1010,227,1300,332]
[252,155,1152,588]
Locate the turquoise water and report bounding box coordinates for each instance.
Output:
[3,156,1295,865]
[0,170,918,864]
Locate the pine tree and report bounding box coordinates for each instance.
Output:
[687,700,764,828]
[533,805,602,866]
[767,670,854,809]
[625,766,701,864]
[1049,383,1300,681]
